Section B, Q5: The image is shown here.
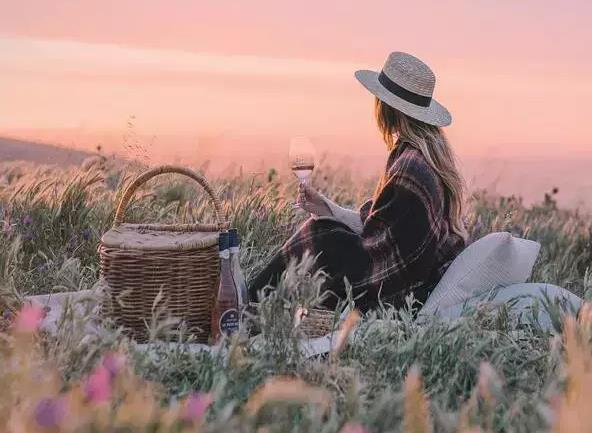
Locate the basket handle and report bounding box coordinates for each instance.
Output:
[113,165,227,228]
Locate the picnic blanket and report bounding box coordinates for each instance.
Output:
[25,289,343,358]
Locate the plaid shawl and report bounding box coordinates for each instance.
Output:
[251,142,465,311]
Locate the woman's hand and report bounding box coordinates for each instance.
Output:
[297,184,333,217]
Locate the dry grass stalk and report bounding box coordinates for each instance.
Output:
[244,376,331,416]
[403,366,433,433]
[553,306,592,433]
[456,361,501,433]
[331,309,361,359]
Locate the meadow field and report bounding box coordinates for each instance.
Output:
[1,156,592,432]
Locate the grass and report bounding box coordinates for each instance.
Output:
[1,158,592,432]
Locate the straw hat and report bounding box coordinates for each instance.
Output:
[355,52,452,127]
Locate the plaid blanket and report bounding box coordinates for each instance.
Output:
[250,142,465,312]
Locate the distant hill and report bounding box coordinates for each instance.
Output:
[0,136,95,166]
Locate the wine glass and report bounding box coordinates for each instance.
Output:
[289,136,315,208]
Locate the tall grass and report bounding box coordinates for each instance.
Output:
[1,159,592,432]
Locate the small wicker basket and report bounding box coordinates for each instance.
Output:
[246,303,337,338]
[296,306,337,338]
[99,166,228,343]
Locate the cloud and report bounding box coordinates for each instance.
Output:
[0,37,366,80]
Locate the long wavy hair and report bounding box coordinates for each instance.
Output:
[374,97,467,239]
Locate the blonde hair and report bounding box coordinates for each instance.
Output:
[374,97,467,239]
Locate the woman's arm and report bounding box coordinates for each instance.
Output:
[318,193,364,235]
[298,184,366,234]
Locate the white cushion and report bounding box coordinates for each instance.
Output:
[420,232,541,316]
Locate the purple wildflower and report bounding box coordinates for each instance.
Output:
[473,220,483,234]
[81,228,92,241]
[34,397,66,428]
[467,220,484,244]
[23,215,33,225]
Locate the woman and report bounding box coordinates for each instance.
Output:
[249,52,466,312]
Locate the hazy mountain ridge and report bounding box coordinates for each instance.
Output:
[1,135,590,211]
[0,136,95,166]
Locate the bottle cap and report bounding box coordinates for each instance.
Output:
[228,228,239,248]
[218,232,230,251]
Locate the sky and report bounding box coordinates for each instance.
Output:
[1,1,591,200]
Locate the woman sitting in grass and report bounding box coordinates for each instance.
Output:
[250,52,467,312]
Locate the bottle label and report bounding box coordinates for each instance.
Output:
[219,308,239,335]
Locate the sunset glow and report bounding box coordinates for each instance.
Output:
[1,0,591,203]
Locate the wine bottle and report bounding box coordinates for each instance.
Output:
[211,231,239,342]
[229,228,248,308]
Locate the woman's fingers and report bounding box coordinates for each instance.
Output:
[295,184,331,216]
[299,184,313,202]
[296,185,307,206]
[303,183,317,199]
[296,184,305,205]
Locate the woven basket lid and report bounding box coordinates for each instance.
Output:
[101,223,219,251]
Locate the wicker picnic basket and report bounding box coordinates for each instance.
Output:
[99,166,228,343]
[296,307,336,338]
[246,303,337,338]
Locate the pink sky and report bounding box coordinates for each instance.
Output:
[1,1,591,166]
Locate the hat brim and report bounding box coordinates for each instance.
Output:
[355,70,452,127]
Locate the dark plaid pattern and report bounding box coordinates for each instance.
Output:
[250,142,465,312]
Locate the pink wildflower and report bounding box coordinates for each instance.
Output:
[2,218,11,234]
[339,422,370,433]
[101,352,125,380]
[84,365,112,404]
[254,207,268,220]
[183,392,213,422]
[14,304,45,333]
[477,361,502,403]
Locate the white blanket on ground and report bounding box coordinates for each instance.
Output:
[25,289,341,358]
